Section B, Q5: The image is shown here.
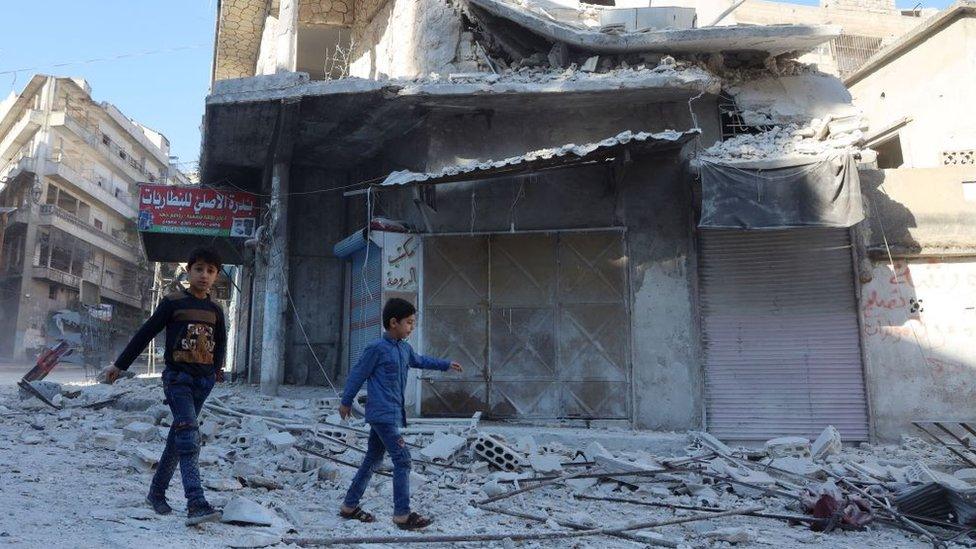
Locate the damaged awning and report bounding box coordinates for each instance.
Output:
[379,129,699,187]
[698,154,865,229]
[465,0,840,55]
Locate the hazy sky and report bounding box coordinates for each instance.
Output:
[0,0,956,174]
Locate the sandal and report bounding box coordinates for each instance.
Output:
[395,512,433,530]
[339,506,376,523]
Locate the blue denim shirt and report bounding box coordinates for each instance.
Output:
[341,334,451,426]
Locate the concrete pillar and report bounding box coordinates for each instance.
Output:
[259,161,290,395]
[275,0,299,73]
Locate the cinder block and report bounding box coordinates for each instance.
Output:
[473,434,525,472]
[765,436,811,458]
[265,431,297,452]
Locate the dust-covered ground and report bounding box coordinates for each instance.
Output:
[0,376,962,548]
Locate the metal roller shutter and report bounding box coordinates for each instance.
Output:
[699,228,869,441]
[348,243,382,369]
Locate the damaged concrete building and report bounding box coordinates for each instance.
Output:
[0,75,189,362]
[193,0,970,442]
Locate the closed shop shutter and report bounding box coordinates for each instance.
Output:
[421,232,630,419]
[348,243,382,369]
[699,228,869,441]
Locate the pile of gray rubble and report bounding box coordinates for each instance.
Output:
[5,376,975,548]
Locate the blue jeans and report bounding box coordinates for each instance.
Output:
[150,369,215,507]
[343,423,412,516]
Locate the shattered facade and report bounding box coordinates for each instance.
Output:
[195,0,975,443]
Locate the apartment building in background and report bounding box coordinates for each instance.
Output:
[0,75,187,361]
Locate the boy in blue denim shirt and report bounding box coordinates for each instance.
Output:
[338,298,462,530]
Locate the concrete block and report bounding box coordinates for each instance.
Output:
[93,432,124,450]
[811,426,842,460]
[233,433,254,447]
[765,436,811,458]
[241,417,270,434]
[123,421,157,442]
[276,449,305,472]
[528,454,564,475]
[473,434,525,472]
[233,459,262,478]
[904,462,971,490]
[585,442,614,461]
[420,433,467,462]
[245,475,282,490]
[594,453,663,474]
[265,431,297,452]
[581,56,599,72]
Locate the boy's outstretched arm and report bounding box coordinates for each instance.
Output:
[107,300,173,382]
[339,345,379,419]
[408,347,462,372]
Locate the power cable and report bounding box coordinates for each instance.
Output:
[0,44,210,77]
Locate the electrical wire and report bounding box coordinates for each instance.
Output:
[0,44,210,77]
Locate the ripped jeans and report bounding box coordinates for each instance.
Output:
[343,423,412,516]
[150,369,215,507]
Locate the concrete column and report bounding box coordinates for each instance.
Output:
[259,161,290,395]
[275,0,299,73]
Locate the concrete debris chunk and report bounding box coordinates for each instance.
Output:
[812,425,842,460]
[765,436,811,458]
[584,441,614,461]
[954,468,976,482]
[904,462,971,490]
[245,475,282,490]
[769,456,822,477]
[565,477,599,492]
[581,56,599,72]
[420,432,467,462]
[594,453,663,475]
[528,454,563,475]
[473,434,525,472]
[199,420,219,440]
[265,430,297,452]
[221,496,278,526]
[317,464,341,482]
[205,477,244,491]
[123,421,157,442]
[128,447,159,472]
[93,432,124,451]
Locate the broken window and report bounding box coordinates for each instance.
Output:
[48,285,58,300]
[830,34,884,79]
[875,135,904,169]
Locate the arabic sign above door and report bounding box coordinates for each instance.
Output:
[137,184,259,238]
[383,232,419,292]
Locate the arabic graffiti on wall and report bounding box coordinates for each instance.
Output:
[137,184,259,237]
[383,233,419,292]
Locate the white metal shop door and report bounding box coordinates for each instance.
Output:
[699,228,869,441]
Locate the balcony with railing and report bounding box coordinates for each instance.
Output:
[36,204,141,263]
[43,154,137,218]
[49,111,160,185]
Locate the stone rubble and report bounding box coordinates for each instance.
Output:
[1,375,970,548]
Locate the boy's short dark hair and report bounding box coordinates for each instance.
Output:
[186,247,223,271]
[383,298,417,329]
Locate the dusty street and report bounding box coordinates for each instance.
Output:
[0,376,958,548]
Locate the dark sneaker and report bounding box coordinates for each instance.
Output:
[185,502,221,526]
[146,494,172,515]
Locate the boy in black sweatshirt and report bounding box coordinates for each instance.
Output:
[105,247,227,525]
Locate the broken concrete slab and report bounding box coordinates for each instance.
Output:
[528,454,564,475]
[594,453,663,475]
[93,432,124,451]
[769,456,822,477]
[205,477,244,491]
[812,426,842,460]
[467,0,839,55]
[128,447,159,472]
[123,422,157,442]
[420,432,467,462]
[765,436,811,458]
[221,497,278,526]
[690,431,733,457]
[565,477,599,492]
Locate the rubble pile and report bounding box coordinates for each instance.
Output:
[701,113,870,161]
[1,377,972,547]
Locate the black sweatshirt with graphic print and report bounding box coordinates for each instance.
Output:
[114,290,227,377]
